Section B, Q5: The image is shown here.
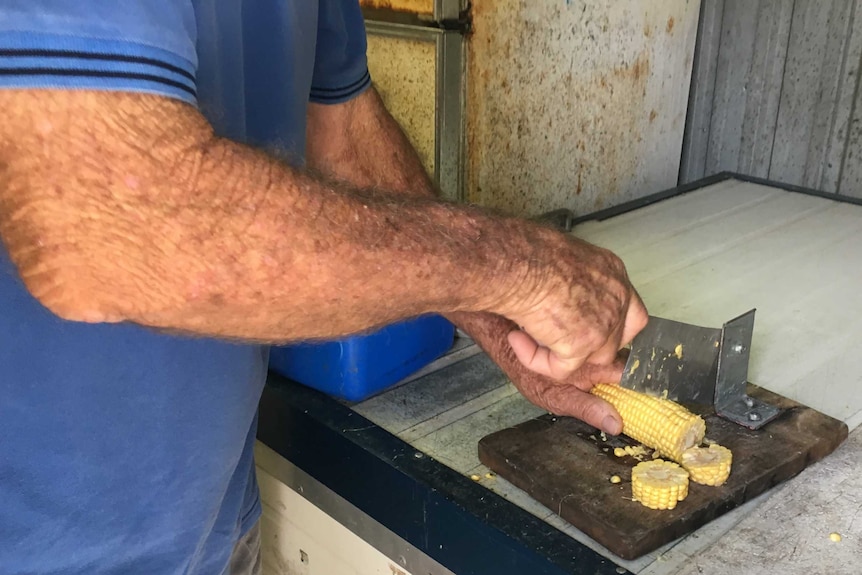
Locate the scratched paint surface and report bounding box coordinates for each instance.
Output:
[467,0,700,216]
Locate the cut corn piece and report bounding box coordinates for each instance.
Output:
[631,460,689,510]
[591,383,706,462]
[681,444,733,486]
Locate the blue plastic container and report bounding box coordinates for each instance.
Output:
[268,315,455,402]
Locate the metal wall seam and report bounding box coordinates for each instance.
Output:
[364,11,467,202]
[434,27,466,202]
[434,0,468,202]
[679,0,726,184]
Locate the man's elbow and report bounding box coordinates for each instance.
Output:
[8,239,123,324]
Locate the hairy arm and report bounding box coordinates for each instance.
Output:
[306,88,632,432]
[0,89,643,383]
[0,90,504,339]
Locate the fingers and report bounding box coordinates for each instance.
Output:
[620,289,649,347]
[506,247,648,382]
[505,335,626,435]
[571,355,627,391]
[508,330,587,381]
[586,288,648,365]
[585,329,625,367]
[577,290,646,377]
[541,384,622,435]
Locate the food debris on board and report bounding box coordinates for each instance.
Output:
[612,444,652,460]
[591,383,734,510]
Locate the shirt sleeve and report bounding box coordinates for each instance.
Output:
[0,0,197,105]
[309,0,372,105]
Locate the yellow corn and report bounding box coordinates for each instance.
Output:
[631,460,689,510]
[591,383,706,462]
[681,444,733,486]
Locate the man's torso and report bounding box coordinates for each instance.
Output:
[0,2,366,573]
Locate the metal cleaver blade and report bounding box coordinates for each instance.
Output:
[619,316,721,406]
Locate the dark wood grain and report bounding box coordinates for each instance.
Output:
[477,384,848,560]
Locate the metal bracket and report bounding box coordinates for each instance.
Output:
[714,309,781,429]
[621,309,782,429]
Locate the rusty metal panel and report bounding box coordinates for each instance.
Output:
[359,0,433,16]
[465,0,701,217]
[366,34,437,175]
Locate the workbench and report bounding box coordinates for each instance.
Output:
[256,175,862,575]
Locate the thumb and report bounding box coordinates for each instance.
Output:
[508,329,583,381]
[543,385,623,435]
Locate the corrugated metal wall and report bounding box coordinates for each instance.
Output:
[681,0,862,196]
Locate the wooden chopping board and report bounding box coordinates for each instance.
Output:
[478,384,848,560]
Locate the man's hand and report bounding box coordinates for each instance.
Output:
[307,88,647,383]
[508,353,628,435]
[502,232,647,380]
[450,311,626,435]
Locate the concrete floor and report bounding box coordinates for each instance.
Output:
[662,426,861,575]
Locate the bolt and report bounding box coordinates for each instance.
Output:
[744,396,755,408]
[414,452,424,459]
[748,411,761,421]
[732,343,746,353]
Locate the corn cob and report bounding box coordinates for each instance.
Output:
[631,460,689,510]
[681,444,733,486]
[591,383,706,461]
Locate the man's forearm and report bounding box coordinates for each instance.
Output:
[1,89,643,381]
[305,88,530,361]
[0,90,529,341]
[303,90,629,431]
[306,88,434,199]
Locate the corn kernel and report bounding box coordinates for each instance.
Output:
[681,444,733,486]
[631,460,689,510]
[591,383,706,462]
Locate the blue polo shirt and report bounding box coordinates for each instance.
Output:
[0,2,370,574]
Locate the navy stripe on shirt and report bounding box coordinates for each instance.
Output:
[0,67,196,97]
[0,48,195,82]
[0,46,196,101]
[309,68,370,102]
